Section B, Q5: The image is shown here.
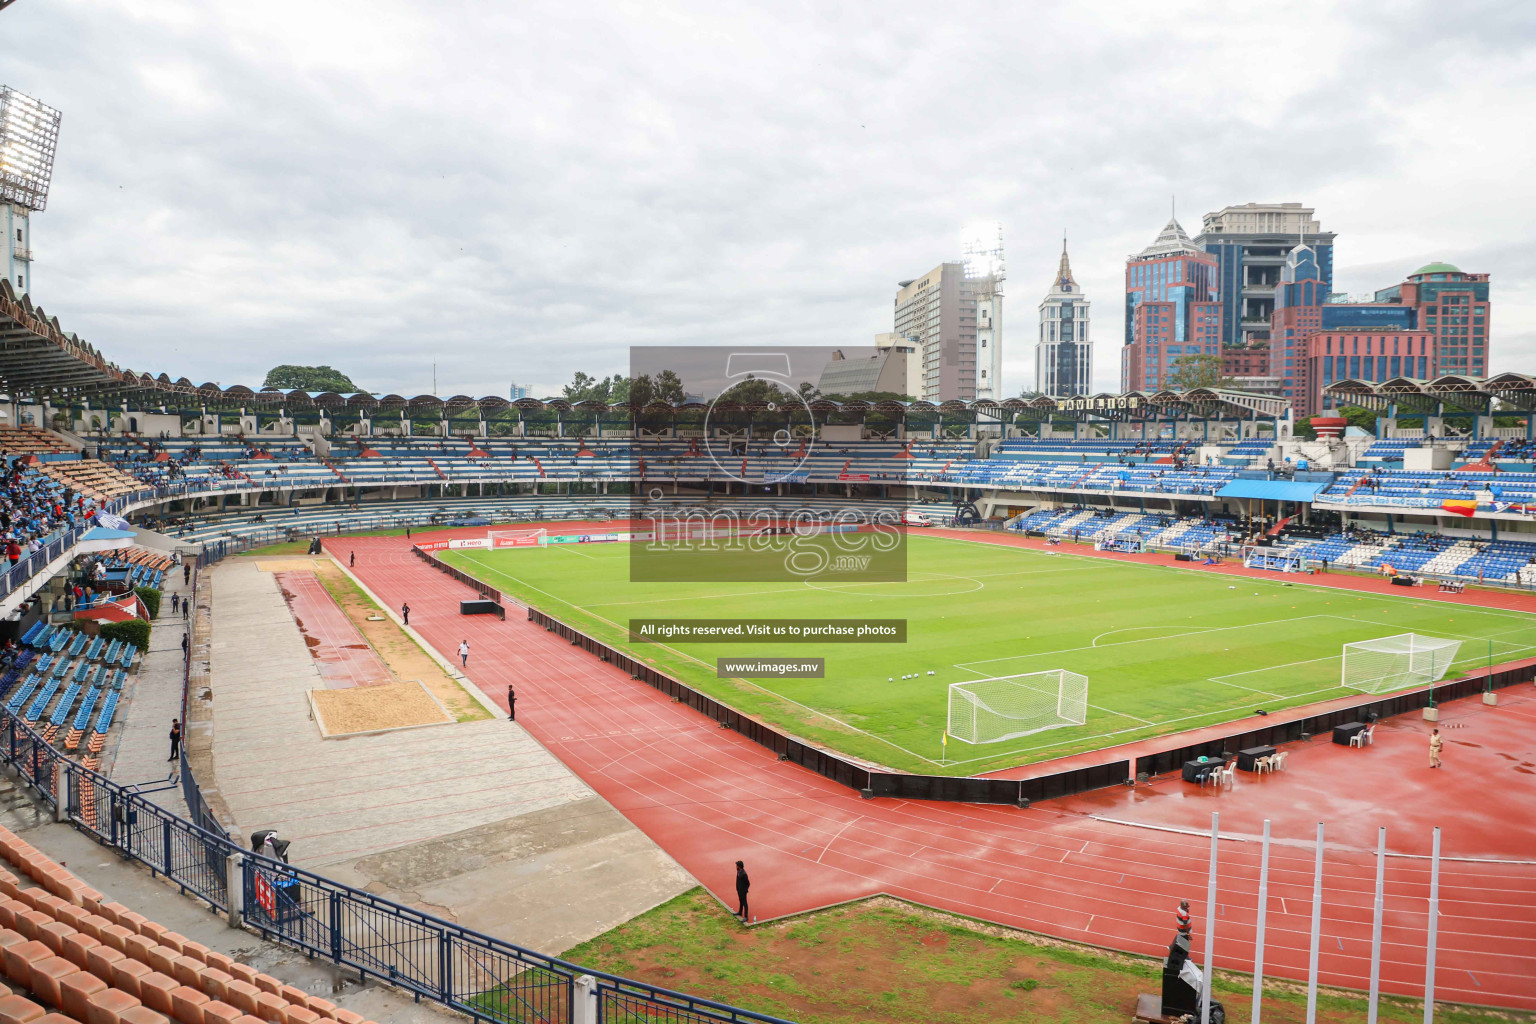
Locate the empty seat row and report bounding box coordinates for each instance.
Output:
[0,823,381,1024]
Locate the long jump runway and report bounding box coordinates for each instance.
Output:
[337,534,1536,1010]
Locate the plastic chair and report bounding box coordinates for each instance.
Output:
[1271,750,1288,770]
[1255,755,1273,774]
[1218,762,1237,788]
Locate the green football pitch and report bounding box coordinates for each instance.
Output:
[443,534,1536,776]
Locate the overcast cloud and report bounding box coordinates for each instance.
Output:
[3,0,1534,398]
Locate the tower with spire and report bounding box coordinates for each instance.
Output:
[1121,213,1222,392]
[1036,237,1091,396]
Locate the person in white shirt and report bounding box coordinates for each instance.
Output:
[458,640,470,668]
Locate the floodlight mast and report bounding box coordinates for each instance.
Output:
[0,85,60,298]
[0,85,62,212]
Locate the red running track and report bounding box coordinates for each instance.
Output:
[274,570,392,688]
[336,534,1536,1010]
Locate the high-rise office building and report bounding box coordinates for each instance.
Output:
[1035,240,1091,396]
[509,382,532,401]
[1196,203,1335,350]
[1120,218,1221,392]
[1272,242,1434,415]
[873,332,924,399]
[894,242,1004,401]
[1374,263,1491,378]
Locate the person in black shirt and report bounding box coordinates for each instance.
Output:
[735,860,750,920]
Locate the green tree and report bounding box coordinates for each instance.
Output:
[263,365,359,392]
[1164,354,1236,391]
[653,370,685,404]
[818,390,915,403]
[717,376,798,406]
[1296,404,1378,440]
[99,619,151,651]
[1340,405,1378,433]
[134,586,161,620]
[563,372,635,404]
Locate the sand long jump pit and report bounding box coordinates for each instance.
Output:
[308,680,452,737]
[266,558,487,736]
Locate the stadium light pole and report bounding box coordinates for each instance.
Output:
[0,86,60,211]
[1368,827,1386,1024]
[1250,819,1271,1024]
[1423,827,1441,1024]
[1305,822,1324,1024]
[1200,811,1218,1024]
[0,84,62,298]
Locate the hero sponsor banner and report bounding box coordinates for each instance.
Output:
[415,538,491,552]
[630,618,906,643]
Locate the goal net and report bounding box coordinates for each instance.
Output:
[487,527,548,549]
[947,670,1088,744]
[1095,536,1144,553]
[1243,548,1307,573]
[1341,633,1463,694]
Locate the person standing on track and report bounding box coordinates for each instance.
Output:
[458,640,470,668]
[1429,727,1443,768]
[349,551,355,567]
[507,684,516,722]
[735,860,750,921]
[401,602,410,626]
[1176,899,1192,939]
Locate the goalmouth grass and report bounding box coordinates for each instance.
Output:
[444,534,1536,776]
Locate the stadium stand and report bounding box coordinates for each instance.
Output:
[1318,467,1536,509]
[0,822,383,1024]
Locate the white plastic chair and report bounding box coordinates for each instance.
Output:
[1217,763,1236,788]
[1255,755,1273,774]
[1271,750,1288,770]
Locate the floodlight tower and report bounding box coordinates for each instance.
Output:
[963,224,1005,401]
[0,85,62,297]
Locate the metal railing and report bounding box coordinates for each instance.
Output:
[0,529,79,602]
[0,670,795,1024]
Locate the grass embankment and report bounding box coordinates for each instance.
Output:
[561,889,1527,1024]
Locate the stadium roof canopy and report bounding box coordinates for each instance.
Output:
[1046,388,1289,421]
[0,280,1291,421]
[1323,373,1536,413]
[1216,479,1331,502]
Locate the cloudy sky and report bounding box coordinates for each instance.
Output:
[5,0,1535,398]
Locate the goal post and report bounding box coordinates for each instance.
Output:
[1341,633,1463,694]
[487,527,548,549]
[1242,547,1307,573]
[947,670,1089,744]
